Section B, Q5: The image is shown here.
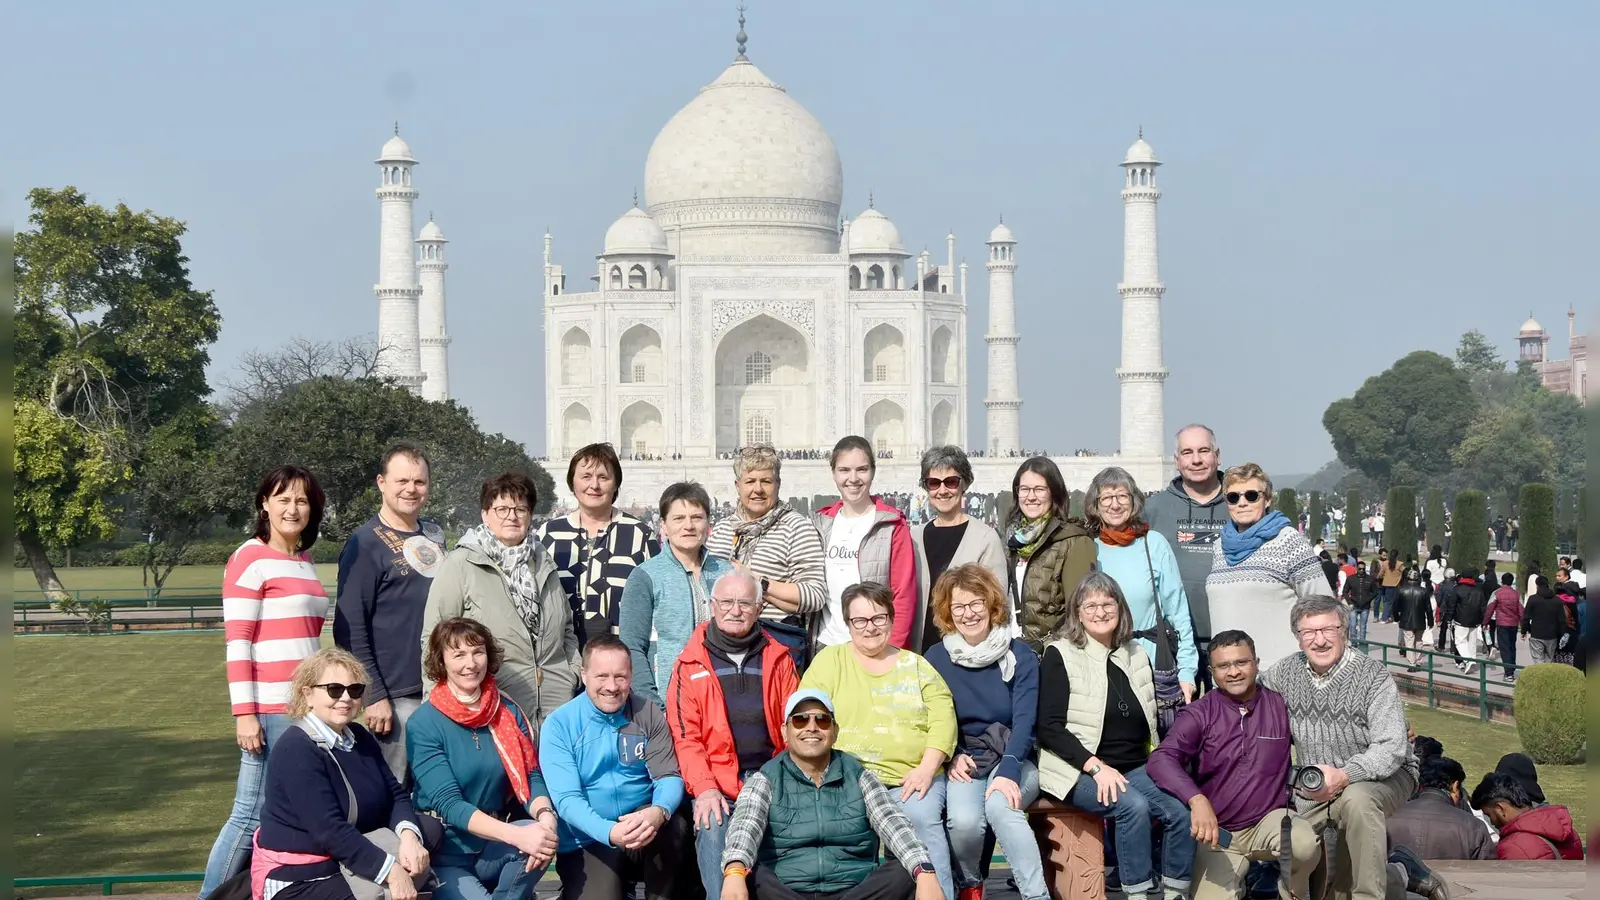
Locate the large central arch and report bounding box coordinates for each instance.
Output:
[714,314,812,454]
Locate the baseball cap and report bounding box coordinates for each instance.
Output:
[783,688,836,720]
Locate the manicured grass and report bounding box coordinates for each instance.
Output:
[1404,704,1586,832]
[14,564,338,599]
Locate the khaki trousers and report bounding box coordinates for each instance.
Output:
[1298,770,1416,900]
[1192,809,1321,900]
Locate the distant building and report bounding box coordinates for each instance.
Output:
[1519,310,1586,403]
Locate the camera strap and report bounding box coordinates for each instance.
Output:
[1279,810,1339,900]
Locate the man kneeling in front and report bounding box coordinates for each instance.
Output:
[720,689,942,900]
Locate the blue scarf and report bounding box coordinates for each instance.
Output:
[1222,510,1293,566]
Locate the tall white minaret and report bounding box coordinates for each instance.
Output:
[984,220,1021,454]
[416,216,451,402]
[374,127,425,392]
[1118,133,1168,459]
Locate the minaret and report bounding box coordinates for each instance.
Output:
[416,216,451,402]
[1118,132,1168,459]
[374,127,425,391]
[984,219,1022,454]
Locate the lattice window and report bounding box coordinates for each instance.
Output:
[745,415,772,446]
[745,351,772,385]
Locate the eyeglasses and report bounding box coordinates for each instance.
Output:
[1225,490,1263,506]
[788,712,833,729]
[713,596,761,611]
[490,505,531,520]
[1098,493,1132,507]
[1081,602,1118,615]
[847,613,891,631]
[316,682,367,701]
[925,476,963,492]
[949,601,987,617]
[1209,659,1257,674]
[1295,626,1344,642]
[1016,486,1051,498]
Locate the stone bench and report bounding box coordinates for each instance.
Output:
[1027,796,1104,900]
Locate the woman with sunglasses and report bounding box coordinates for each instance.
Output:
[910,446,1009,653]
[812,435,918,650]
[201,465,330,900]
[801,582,958,900]
[1205,463,1332,668]
[407,619,558,900]
[256,647,432,900]
[1004,456,1098,655]
[424,473,578,730]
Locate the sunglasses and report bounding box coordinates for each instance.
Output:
[1225,490,1263,505]
[316,682,367,701]
[788,712,833,729]
[924,476,962,491]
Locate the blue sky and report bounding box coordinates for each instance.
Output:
[7,1,1594,474]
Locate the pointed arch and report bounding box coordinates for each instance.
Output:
[930,325,955,384]
[561,327,592,386]
[619,401,664,457]
[862,323,906,383]
[561,403,593,457]
[627,264,646,290]
[609,266,623,289]
[715,314,812,454]
[931,399,956,446]
[619,324,663,384]
[849,265,861,290]
[866,264,884,290]
[864,399,907,455]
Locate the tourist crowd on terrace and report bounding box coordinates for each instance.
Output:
[208,427,1587,900]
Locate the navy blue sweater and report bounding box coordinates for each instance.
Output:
[334,516,446,702]
[925,638,1040,783]
[258,724,420,883]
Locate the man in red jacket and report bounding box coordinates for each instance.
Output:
[1470,772,1584,860]
[1484,573,1526,682]
[665,572,801,900]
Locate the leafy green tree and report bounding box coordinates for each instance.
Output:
[1343,489,1363,551]
[1275,488,1299,532]
[1455,329,1506,376]
[1517,484,1557,586]
[1424,488,1447,554]
[1322,351,1478,489]
[13,187,221,596]
[1307,491,1326,544]
[1450,409,1555,501]
[123,408,232,593]
[1385,486,1417,562]
[1449,490,1489,573]
[1555,485,1575,547]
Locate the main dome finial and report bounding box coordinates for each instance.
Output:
[735,2,748,61]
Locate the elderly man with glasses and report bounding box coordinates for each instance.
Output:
[665,571,801,900]
[1258,596,1419,900]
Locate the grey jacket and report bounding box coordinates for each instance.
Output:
[1144,475,1228,641]
[909,519,1009,650]
[422,541,581,732]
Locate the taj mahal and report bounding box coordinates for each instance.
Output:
[370,20,1175,508]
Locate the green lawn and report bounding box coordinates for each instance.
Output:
[14,564,338,598]
[14,634,1586,885]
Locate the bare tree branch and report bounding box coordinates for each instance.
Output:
[219,334,390,418]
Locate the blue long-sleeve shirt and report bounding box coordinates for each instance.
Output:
[538,691,684,852]
[925,638,1040,783]
[333,516,447,702]
[1096,533,1199,684]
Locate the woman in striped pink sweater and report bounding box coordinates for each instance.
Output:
[199,465,331,899]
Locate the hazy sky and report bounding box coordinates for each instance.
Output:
[7,1,1594,474]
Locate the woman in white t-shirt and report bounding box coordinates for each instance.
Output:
[811,435,919,650]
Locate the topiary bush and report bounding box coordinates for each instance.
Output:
[1518,483,1557,586]
[1424,488,1447,555]
[1512,663,1586,764]
[1386,486,1417,562]
[1276,488,1299,532]
[1449,490,1488,573]
[1343,489,1363,551]
[1307,491,1326,544]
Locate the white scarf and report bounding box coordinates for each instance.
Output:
[942,628,1016,682]
[462,525,542,635]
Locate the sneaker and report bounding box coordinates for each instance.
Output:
[958,886,984,900]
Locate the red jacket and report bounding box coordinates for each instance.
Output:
[815,497,920,646]
[1485,586,1525,627]
[664,623,799,800]
[1496,804,1585,860]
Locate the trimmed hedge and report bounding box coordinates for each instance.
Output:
[1512,663,1585,764]
[1276,488,1300,532]
[1307,491,1326,544]
[1449,490,1488,573]
[1343,489,1363,550]
[1385,486,1417,562]
[1518,483,1557,586]
[1424,488,1447,555]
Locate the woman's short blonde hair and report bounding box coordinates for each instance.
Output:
[733,444,781,484]
[1222,462,1273,499]
[286,647,369,719]
[931,564,1011,637]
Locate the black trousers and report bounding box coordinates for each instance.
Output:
[748,861,914,900]
[556,807,700,900]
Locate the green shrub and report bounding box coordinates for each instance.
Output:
[1424,488,1447,554]
[1513,663,1586,764]
[1343,489,1363,550]
[1386,486,1417,561]
[1307,491,1326,543]
[1450,490,1488,573]
[1518,483,1557,585]
[1276,488,1299,531]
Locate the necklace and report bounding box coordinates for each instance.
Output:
[1107,670,1132,718]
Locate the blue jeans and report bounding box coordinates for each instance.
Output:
[199,713,293,899]
[434,823,546,900]
[1350,608,1370,646]
[694,810,730,900]
[946,762,1047,900]
[1066,765,1193,895]
[896,774,954,900]
[1374,588,1395,621]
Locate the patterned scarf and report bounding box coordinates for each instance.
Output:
[462,525,541,635]
[941,628,1016,681]
[1098,521,1149,548]
[427,676,539,806]
[728,504,792,564]
[1008,515,1052,560]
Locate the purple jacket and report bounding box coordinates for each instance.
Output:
[1147,686,1292,833]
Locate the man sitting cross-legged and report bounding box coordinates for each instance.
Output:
[720,689,943,900]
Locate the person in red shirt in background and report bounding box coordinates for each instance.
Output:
[1484,573,1525,683]
[1470,772,1584,860]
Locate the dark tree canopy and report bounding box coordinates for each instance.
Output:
[1322,351,1479,489]
[1517,484,1557,586]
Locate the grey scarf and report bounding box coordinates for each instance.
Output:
[941,628,1016,682]
[462,525,542,635]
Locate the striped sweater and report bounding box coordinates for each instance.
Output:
[705,506,828,621]
[224,539,330,715]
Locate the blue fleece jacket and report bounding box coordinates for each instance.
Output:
[538,691,685,852]
[924,638,1040,783]
[1095,532,1199,684]
[618,548,733,704]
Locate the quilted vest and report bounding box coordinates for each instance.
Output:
[759,751,879,893]
[1036,637,1157,800]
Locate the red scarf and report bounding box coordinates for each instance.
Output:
[428,676,538,806]
[1098,521,1150,548]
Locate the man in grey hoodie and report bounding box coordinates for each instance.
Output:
[1144,424,1229,664]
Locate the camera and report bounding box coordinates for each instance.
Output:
[1290,766,1325,794]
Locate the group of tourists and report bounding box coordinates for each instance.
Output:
[202,425,1585,900]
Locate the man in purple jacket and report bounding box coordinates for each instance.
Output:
[1147,631,1321,900]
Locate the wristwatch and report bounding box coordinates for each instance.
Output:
[759,577,772,597]
[1085,761,1103,776]
[912,863,936,878]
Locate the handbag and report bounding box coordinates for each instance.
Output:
[1134,538,1186,736]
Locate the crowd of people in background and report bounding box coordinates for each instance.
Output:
[203,425,1588,900]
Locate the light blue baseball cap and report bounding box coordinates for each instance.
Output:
[783,688,836,719]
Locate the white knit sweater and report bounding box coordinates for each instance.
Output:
[1205,526,1334,668]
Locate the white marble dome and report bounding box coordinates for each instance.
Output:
[603,207,670,256]
[418,219,446,242]
[988,221,1016,244]
[848,208,906,255]
[1123,137,1157,165]
[1520,316,1545,336]
[378,134,415,162]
